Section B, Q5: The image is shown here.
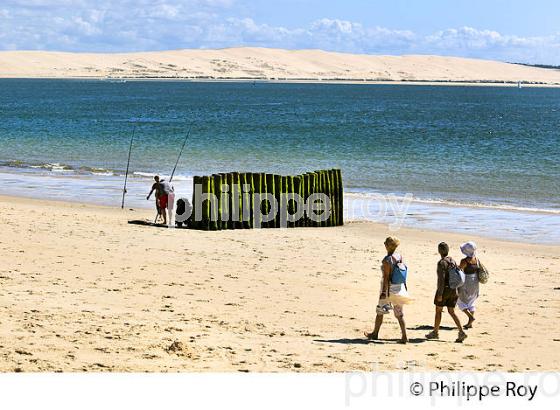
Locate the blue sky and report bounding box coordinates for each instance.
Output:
[1,0,559,64]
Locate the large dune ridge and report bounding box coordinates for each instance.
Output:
[1,47,560,85]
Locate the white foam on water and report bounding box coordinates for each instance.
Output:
[0,168,558,244]
[343,193,560,244]
[133,171,156,178]
[345,191,560,215]
[30,163,74,172]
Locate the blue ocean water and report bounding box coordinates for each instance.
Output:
[0,79,559,242]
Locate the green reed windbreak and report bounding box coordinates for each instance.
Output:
[189,169,343,230]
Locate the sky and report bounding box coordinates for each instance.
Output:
[0,0,559,64]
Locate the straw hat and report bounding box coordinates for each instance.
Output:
[384,236,400,252]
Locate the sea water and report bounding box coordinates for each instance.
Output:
[0,79,558,243]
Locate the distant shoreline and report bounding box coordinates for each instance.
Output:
[2,77,560,87]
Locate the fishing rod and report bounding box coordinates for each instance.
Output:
[154,124,193,223]
[121,125,136,209]
[169,123,193,183]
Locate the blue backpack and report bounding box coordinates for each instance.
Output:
[390,256,408,284]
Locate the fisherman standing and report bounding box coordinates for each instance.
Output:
[147,175,175,226]
[147,176,163,223]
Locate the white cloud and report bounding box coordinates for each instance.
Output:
[424,26,560,63]
[426,27,504,49]
[311,18,356,35]
[305,18,416,53]
[0,1,558,64]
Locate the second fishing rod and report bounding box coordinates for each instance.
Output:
[154,124,193,224]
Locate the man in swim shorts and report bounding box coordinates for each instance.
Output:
[147,175,174,226]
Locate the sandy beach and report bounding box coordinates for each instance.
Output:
[1,194,558,372]
[2,48,560,85]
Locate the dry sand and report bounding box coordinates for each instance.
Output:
[0,195,559,372]
[1,47,560,85]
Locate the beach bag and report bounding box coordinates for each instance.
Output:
[376,298,393,315]
[477,259,489,284]
[448,262,466,289]
[390,256,407,284]
[175,197,193,227]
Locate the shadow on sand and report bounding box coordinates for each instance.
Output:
[410,325,456,331]
[128,220,169,228]
[314,337,427,345]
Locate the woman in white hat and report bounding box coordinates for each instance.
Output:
[458,241,480,329]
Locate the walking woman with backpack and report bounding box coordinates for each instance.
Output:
[364,236,412,344]
[458,241,481,329]
[426,242,468,342]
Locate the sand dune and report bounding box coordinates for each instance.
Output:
[1,195,558,372]
[1,47,560,84]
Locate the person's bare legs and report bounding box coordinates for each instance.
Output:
[392,305,407,343]
[448,307,462,329]
[396,315,408,344]
[161,199,167,225]
[434,306,443,333]
[449,307,467,342]
[426,307,443,339]
[167,204,173,227]
[462,309,475,329]
[167,192,175,227]
[365,314,384,339]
